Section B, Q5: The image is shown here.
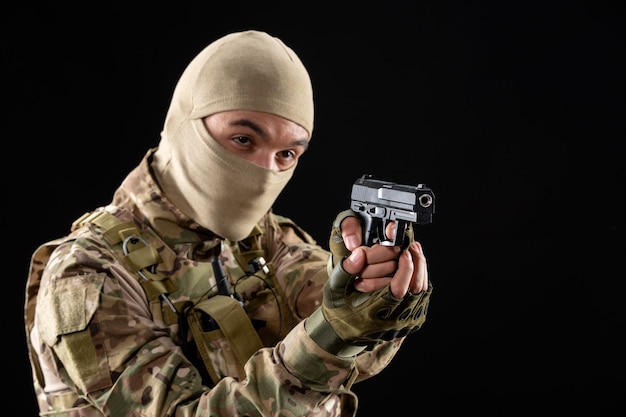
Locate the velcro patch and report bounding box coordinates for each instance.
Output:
[37,273,105,346]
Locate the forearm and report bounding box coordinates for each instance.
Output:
[42,314,357,417]
[204,321,359,416]
[124,322,357,416]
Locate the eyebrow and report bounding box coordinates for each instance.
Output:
[230,118,310,150]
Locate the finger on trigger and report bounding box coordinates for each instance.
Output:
[390,249,413,298]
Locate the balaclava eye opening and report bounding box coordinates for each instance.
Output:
[151,30,314,241]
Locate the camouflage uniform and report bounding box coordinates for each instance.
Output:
[25,149,406,416]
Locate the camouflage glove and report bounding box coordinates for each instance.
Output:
[306,210,430,357]
[327,209,357,270]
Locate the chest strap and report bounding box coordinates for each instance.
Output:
[72,210,177,312]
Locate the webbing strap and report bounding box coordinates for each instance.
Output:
[187,295,264,384]
[72,211,138,245]
[235,224,267,275]
[73,210,177,306]
[186,312,221,385]
[140,279,177,301]
[123,245,161,273]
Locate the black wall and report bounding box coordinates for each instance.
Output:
[7,2,624,415]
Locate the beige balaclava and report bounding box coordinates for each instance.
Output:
[151,30,314,241]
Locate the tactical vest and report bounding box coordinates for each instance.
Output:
[25,206,304,395]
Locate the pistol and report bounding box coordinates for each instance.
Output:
[350,174,435,248]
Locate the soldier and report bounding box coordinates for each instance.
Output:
[25,30,433,416]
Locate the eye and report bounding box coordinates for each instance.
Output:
[274,149,302,170]
[232,135,252,146]
[277,149,296,161]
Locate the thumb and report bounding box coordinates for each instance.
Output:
[325,248,364,308]
[341,246,366,276]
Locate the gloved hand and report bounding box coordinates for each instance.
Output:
[328,209,416,270]
[327,209,357,270]
[306,210,432,357]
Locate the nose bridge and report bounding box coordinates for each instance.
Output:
[254,149,278,171]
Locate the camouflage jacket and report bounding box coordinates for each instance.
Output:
[25,150,406,417]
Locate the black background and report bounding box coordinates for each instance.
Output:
[6,1,624,415]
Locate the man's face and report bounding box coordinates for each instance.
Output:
[203,110,310,172]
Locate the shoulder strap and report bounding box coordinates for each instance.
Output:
[72,209,179,320]
[234,224,266,272]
